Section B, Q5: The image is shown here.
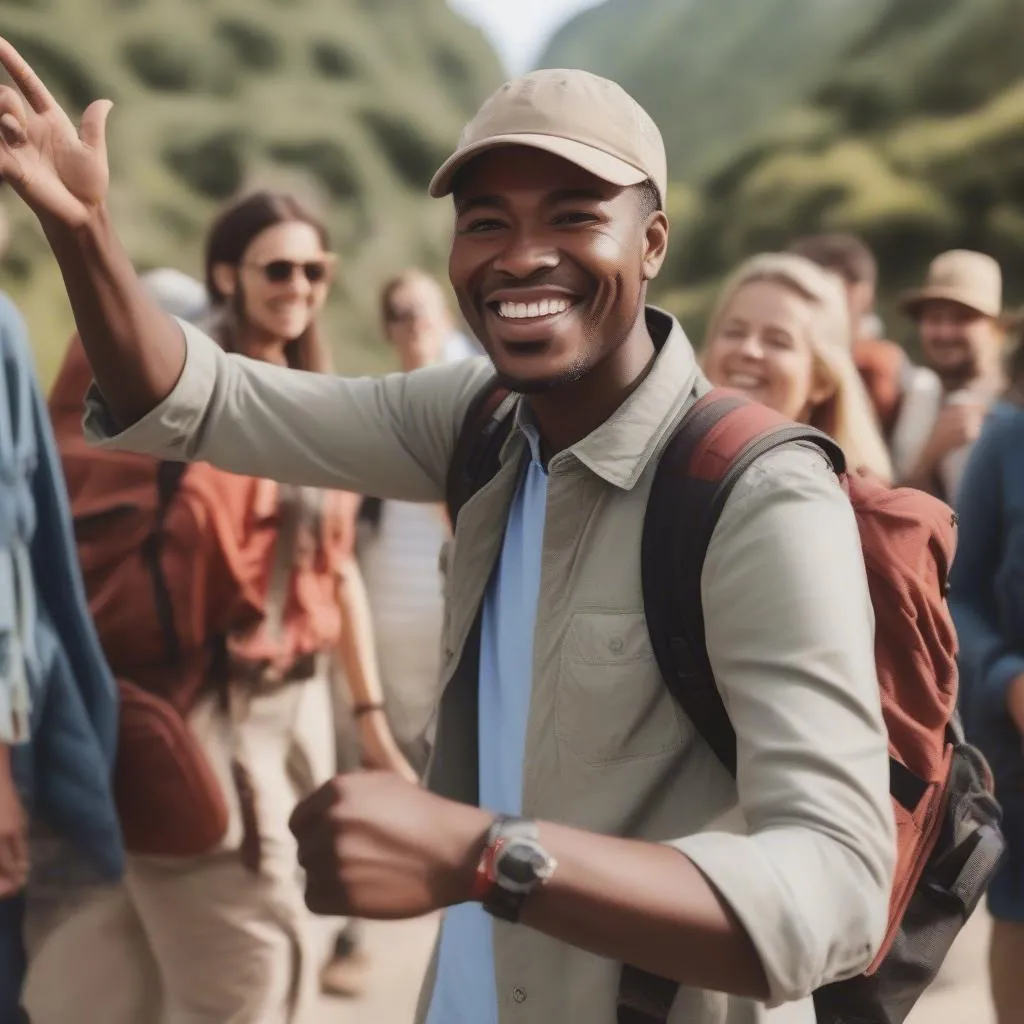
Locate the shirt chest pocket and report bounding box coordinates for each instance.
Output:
[556,612,690,766]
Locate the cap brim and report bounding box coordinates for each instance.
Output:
[899,286,1000,320]
[429,133,649,198]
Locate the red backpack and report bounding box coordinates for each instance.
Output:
[49,336,351,867]
[447,381,1005,1024]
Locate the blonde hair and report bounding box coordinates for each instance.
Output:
[704,252,894,483]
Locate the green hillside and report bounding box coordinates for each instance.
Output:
[539,0,888,181]
[0,0,502,385]
[659,0,1024,348]
[544,0,1024,350]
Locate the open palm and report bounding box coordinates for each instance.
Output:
[0,36,112,228]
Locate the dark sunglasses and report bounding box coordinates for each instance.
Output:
[247,257,336,284]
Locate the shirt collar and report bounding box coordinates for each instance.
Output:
[505,307,699,490]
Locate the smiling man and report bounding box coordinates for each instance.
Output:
[0,50,894,1024]
[893,250,1006,501]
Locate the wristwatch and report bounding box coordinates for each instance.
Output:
[472,816,557,923]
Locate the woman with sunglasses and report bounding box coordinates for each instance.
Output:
[205,191,337,369]
[23,192,413,1024]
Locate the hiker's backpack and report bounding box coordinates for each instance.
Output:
[447,380,1006,1024]
[48,337,273,859]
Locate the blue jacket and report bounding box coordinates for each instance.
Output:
[0,294,123,1009]
[950,399,1024,921]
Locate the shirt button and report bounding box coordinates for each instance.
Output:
[512,986,527,1004]
[609,636,624,654]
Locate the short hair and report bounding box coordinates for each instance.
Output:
[141,268,209,326]
[634,179,662,220]
[379,268,448,327]
[788,233,877,288]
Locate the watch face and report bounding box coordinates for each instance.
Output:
[496,837,554,892]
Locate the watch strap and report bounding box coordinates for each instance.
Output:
[474,816,542,923]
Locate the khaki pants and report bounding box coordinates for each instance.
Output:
[23,675,338,1024]
[23,854,306,1024]
[991,919,1024,1024]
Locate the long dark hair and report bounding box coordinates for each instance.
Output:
[204,191,331,373]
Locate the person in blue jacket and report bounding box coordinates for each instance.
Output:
[950,325,1024,1024]
[0,290,123,1019]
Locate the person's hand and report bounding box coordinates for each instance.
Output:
[0,768,28,898]
[927,402,986,461]
[289,771,490,919]
[358,710,419,785]
[0,37,112,228]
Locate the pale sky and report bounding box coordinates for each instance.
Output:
[448,0,605,74]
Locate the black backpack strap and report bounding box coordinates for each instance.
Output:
[357,495,383,530]
[445,377,516,527]
[641,389,843,777]
[140,460,189,667]
[619,390,842,1024]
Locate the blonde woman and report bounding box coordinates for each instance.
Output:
[702,252,893,482]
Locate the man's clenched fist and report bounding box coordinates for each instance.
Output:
[289,771,491,919]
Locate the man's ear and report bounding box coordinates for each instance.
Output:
[211,262,237,298]
[641,211,669,282]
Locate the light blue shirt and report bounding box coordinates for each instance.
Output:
[426,424,548,1024]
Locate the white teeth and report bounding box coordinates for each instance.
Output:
[497,298,571,319]
[728,374,764,388]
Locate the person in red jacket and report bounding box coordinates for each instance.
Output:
[26,194,412,1024]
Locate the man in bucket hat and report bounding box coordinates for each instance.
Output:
[892,249,1006,499]
[0,46,893,1024]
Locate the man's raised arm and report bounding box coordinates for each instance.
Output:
[0,37,184,427]
[0,38,495,500]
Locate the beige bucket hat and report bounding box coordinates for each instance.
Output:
[899,249,1003,320]
[429,68,667,203]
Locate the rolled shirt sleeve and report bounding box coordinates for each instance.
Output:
[83,318,495,502]
[669,443,895,1006]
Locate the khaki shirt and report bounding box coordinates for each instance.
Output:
[84,309,894,1024]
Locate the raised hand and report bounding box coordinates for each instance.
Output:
[0,36,112,228]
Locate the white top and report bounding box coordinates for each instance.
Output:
[889,365,985,500]
[355,331,477,753]
[357,499,449,754]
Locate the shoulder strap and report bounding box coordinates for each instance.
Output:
[445,377,516,528]
[140,461,189,667]
[357,495,383,530]
[641,388,844,777]
[620,390,843,1024]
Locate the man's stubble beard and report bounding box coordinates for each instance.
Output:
[495,353,591,395]
[489,286,644,397]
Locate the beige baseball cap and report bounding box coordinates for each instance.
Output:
[429,69,667,203]
[900,249,1003,320]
